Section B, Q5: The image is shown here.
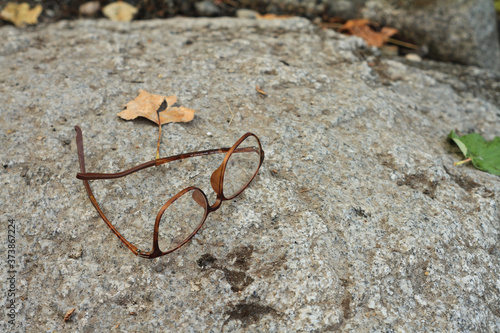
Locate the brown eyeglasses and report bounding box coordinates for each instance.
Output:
[74,126,264,259]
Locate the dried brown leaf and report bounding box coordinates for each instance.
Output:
[381,27,398,39]
[340,18,371,31]
[117,90,195,125]
[256,13,294,20]
[340,19,398,48]
[64,308,76,322]
[256,86,267,95]
[103,1,137,22]
[0,2,42,27]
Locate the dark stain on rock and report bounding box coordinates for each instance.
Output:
[445,168,481,192]
[452,174,480,192]
[263,69,277,75]
[197,248,255,292]
[443,165,487,198]
[377,152,398,170]
[482,188,495,198]
[197,253,217,269]
[321,322,343,332]
[253,252,287,279]
[222,268,255,292]
[397,173,438,199]
[341,292,352,319]
[229,245,254,271]
[488,244,498,256]
[353,206,370,218]
[224,302,279,327]
[113,294,131,307]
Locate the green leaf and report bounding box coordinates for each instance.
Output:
[448,130,500,176]
[449,130,467,156]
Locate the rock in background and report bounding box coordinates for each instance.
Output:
[0,0,499,69]
[362,0,500,71]
[1,17,499,332]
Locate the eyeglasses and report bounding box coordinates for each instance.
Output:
[74,126,264,259]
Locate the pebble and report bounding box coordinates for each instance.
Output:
[195,1,221,17]
[236,9,259,19]
[405,53,422,62]
[79,1,101,17]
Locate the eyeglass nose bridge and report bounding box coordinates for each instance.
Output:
[210,165,223,194]
[208,164,225,211]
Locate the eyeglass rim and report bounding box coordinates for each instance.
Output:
[210,132,265,201]
[145,186,209,258]
[74,126,264,259]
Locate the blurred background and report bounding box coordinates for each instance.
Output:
[1,0,499,69]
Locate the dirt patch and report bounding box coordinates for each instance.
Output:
[397,173,438,199]
[353,206,370,218]
[197,253,217,269]
[341,291,352,319]
[224,301,279,328]
[222,268,255,292]
[229,245,254,271]
[443,165,481,192]
[197,246,255,292]
[377,152,398,170]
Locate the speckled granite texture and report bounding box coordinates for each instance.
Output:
[1,17,499,332]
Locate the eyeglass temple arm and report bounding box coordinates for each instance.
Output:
[76,144,256,181]
[75,126,92,192]
[75,126,140,254]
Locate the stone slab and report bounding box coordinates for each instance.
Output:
[0,17,499,332]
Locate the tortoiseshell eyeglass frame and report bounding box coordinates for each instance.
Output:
[74,126,264,259]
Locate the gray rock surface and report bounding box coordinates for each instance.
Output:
[1,17,499,332]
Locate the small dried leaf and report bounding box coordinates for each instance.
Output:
[103,1,137,22]
[340,18,370,31]
[0,3,42,27]
[340,19,398,48]
[117,90,195,125]
[381,27,398,39]
[64,308,76,322]
[158,106,195,123]
[256,13,294,20]
[256,86,267,95]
